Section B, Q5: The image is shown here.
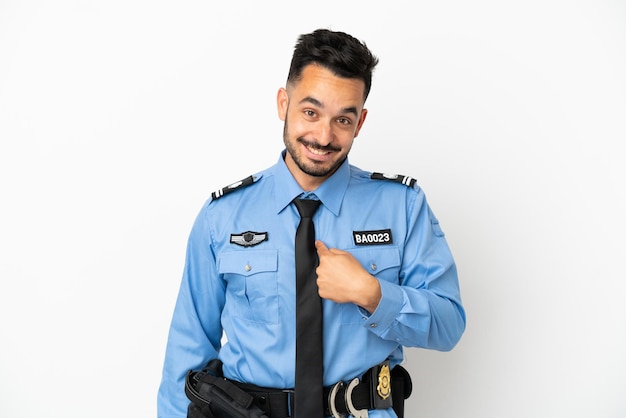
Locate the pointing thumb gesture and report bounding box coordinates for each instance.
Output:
[314,240,381,313]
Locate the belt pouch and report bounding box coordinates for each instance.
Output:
[390,365,413,418]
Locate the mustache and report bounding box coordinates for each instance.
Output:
[297,137,341,152]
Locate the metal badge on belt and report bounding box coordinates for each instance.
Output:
[377,362,391,400]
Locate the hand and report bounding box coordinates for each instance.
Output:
[315,240,382,313]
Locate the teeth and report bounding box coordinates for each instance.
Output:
[307,145,329,155]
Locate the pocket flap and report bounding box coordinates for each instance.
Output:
[348,246,400,274]
[217,250,278,277]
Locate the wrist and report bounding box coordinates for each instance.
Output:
[358,275,382,313]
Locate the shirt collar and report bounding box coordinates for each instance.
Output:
[272,150,349,216]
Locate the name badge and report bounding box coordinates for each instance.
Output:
[353,229,393,246]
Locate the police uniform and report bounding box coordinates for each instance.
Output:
[157,151,466,418]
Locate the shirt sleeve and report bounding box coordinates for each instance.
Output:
[157,202,225,418]
[363,187,466,351]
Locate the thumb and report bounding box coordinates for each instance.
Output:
[315,240,329,254]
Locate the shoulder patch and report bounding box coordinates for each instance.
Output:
[371,172,417,188]
[211,175,259,200]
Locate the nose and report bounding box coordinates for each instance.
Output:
[315,120,334,146]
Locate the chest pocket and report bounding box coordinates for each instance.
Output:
[218,250,279,324]
[341,246,402,325]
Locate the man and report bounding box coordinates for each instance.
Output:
[158,28,465,418]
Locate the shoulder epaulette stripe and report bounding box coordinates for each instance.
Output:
[371,172,417,188]
[211,175,255,200]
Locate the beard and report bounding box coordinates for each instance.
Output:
[283,123,347,178]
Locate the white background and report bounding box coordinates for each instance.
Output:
[1,1,625,417]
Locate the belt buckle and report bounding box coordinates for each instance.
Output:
[346,378,369,418]
[328,381,347,418]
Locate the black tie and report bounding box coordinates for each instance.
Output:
[293,198,323,417]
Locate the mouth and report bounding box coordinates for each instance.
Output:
[306,144,331,156]
[299,138,339,160]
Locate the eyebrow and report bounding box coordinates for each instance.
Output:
[299,96,359,116]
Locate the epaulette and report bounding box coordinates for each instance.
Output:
[211,174,261,201]
[371,172,417,188]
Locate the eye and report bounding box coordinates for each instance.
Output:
[336,117,352,125]
[304,109,317,118]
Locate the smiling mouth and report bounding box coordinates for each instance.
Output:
[299,138,340,157]
[306,144,331,156]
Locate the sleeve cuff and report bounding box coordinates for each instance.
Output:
[360,279,404,333]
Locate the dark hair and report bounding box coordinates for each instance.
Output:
[287,28,379,101]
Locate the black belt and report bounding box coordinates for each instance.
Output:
[230,361,412,418]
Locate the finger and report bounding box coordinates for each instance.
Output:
[315,240,329,254]
[329,247,348,255]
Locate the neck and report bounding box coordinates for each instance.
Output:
[284,153,329,191]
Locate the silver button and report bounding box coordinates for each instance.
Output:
[371,263,377,271]
[244,264,252,272]
[370,323,378,328]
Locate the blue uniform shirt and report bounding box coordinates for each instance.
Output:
[157,152,466,417]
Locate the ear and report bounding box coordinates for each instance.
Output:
[277,87,288,121]
[353,108,368,138]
